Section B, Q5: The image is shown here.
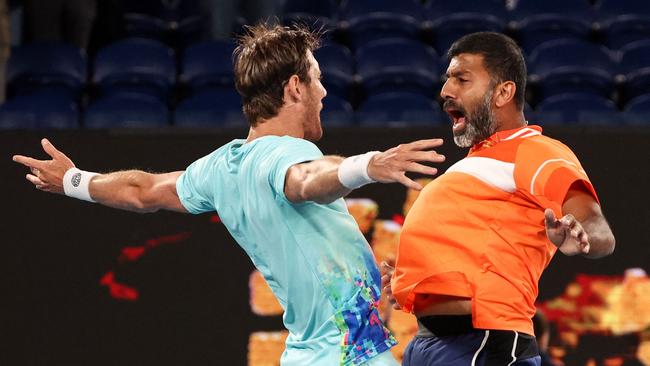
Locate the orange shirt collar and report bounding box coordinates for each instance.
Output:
[469,125,543,153]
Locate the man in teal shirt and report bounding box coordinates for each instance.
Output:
[13,24,445,365]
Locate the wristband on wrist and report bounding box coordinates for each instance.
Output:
[337,151,380,189]
[63,167,99,202]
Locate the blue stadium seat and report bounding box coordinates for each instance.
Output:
[124,13,204,47]
[510,0,594,20]
[321,94,355,126]
[282,0,334,29]
[313,43,354,99]
[84,93,169,128]
[535,93,621,125]
[510,0,594,54]
[623,93,650,125]
[6,42,86,98]
[0,90,79,129]
[123,0,204,47]
[339,0,424,47]
[619,40,650,102]
[356,39,440,98]
[529,39,615,100]
[174,89,245,127]
[424,0,507,54]
[356,92,445,126]
[93,38,176,101]
[597,0,650,49]
[181,41,236,93]
[426,0,506,21]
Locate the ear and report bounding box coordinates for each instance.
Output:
[283,75,302,104]
[494,81,517,108]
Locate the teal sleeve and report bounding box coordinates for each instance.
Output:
[264,137,323,202]
[176,153,216,214]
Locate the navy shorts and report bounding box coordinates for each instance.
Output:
[402,315,541,366]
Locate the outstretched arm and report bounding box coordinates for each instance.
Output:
[284,138,446,204]
[13,138,187,213]
[545,186,615,259]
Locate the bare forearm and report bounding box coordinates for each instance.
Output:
[285,156,351,204]
[582,215,615,258]
[284,139,446,204]
[90,170,179,213]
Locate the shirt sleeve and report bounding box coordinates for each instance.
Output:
[514,138,599,214]
[176,153,217,214]
[262,136,324,202]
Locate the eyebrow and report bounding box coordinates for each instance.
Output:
[445,70,471,78]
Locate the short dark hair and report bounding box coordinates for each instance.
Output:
[448,32,527,110]
[234,23,321,126]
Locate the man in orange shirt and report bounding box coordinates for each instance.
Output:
[383,32,615,365]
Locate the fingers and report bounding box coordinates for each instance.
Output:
[406,151,446,164]
[12,155,45,170]
[381,261,395,287]
[397,174,423,191]
[381,261,395,272]
[404,162,438,176]
[26,173,48,188]
[380,261,394,286]
[404,138,444,150]
[26,174,53,191]
[381,261,402,310]
[559,214,577,230]
[41,138,62,159]
[544,209,557,229]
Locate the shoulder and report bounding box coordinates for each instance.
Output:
[253,135,323,157]
[516,135,579,163]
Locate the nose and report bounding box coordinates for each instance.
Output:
[440,79,454,100]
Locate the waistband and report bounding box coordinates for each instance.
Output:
[416,315,539,360]
[417,315,475,337]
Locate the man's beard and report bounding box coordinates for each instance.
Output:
[453,89,498,148]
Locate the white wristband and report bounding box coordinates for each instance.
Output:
[338,151,380,189]
[63,168,99,202]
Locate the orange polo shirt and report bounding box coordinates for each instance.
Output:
[391,125,599,335]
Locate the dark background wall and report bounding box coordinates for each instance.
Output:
[1,126,648,365]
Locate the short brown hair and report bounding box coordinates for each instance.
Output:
[234,23,321,126]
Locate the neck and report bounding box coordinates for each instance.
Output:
[246,109,304,142]
[495,108,527,133]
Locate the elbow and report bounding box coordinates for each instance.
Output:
[287,187,336,204]
[286,188,308,204]
[589,231,616,259]
[603,232,616,257]
[126,197,158,213]
[126,190,160,213]
[313,196,338,204]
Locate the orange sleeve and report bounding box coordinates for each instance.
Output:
[514,138,599,215]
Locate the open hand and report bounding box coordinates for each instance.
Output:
[545,208,590,256]
[12,138,75,194]
[368,139,445,190]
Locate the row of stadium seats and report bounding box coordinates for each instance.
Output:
[2,91,649,129]
[117,0,650,54]
[6,37,650,105]
[280,0,650,52]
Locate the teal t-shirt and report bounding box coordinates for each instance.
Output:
[176,136,395,365]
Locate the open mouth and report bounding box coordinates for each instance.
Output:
[446,108,467,133]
